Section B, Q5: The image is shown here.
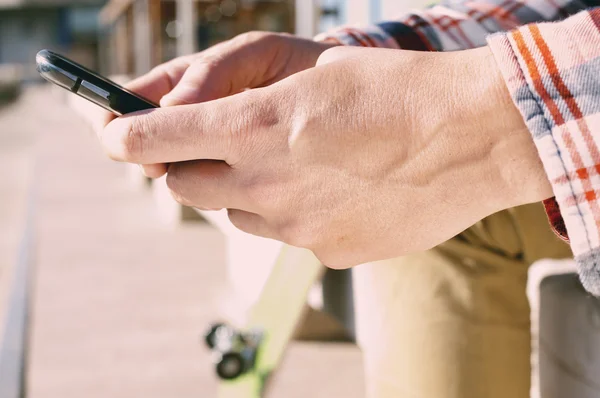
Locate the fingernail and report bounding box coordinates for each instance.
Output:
[161,86,198,107]
[159,95,174,107]
[138,164,148,177]
[160,93,186,107]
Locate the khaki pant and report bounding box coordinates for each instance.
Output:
[354,203,571,398]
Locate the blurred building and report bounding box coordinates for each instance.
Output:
[0,0,106,80]
[98,0,349,77]
[345,0,434,23]
[97,0,441,78]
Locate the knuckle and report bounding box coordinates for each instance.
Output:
[241,178,282,211]
[147,64,169,82]
[235,31,273,45]
[153,56,192,83]
[149,60,175,76]
[121,116,148,161]
[191,55,223,72]
[316,46,345,66]
[256,94,283,129]
[277,221,318,250]
[223,90,283,165]
[242,180,268,206]
[242,92,280,135]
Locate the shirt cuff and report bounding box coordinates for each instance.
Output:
[315,25,400,48]
[487,9,600,296]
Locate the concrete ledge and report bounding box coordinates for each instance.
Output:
[528,260,600,398]
[0,190,34,398]
[151,175,205,226]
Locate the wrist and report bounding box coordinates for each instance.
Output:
[462,46,554,210]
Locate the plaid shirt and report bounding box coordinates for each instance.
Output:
[317,1,600,295]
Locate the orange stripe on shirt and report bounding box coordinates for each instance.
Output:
[512,31,565,124]
[513,29,600,234]
[552,164,600,185]
[343,29,372,47]
[530,24,600,232]
[529,25,600,165]
[356,30,379,47]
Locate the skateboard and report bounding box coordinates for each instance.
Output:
[204,245,324,397]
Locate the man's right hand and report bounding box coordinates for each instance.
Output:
[99,32,337,178]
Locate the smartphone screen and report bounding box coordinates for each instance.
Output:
[36,49,158,116]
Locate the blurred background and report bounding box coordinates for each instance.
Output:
[0,0,434,82]
[0,1,432,397]
[2,1,598,398]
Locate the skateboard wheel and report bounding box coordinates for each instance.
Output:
[205,322,227,349]
[216,352,245,380]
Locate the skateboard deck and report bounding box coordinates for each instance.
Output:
[212,245,324,398]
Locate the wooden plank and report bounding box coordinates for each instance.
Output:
[295,0,319,38]
[113,14,130,75]
[125,6,135,74]
[149,0,163,66]
[133,0,153,75]
[176,0,198,56]
[99,0,135,26]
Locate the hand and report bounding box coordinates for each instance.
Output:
[99,45,552,267]
[98,32,337,178]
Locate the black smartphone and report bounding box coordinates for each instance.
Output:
[36,49,157,116]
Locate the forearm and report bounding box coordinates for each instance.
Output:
[317,0,598,51]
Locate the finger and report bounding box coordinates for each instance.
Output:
[94,49,221,131]
[227,209,278,240]
[98,56,195,130]
[105,36,281,173]
[96,54,198,133]
[125,55,198,104]
[166,160,251,211]
[91,90,164,177]
[141,163,168,178]
[96,57,196,174]
[92,108,116,137]
[160,32,290,107]
[124,38,242,106]
[102,91,267,165]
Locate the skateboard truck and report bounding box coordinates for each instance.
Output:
[204,322,264,380]
[203,248,323,396]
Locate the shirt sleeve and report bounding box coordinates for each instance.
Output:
[316,0,598,51]
[487,8,600,296]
